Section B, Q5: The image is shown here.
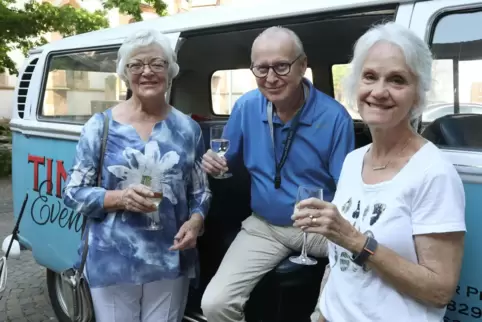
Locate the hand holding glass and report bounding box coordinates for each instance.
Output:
[289,186,323,265]
[141,174,163,231]
[210,125,232,179]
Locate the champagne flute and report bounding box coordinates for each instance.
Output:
[289,186,323,265]
[210,125,232,179]
[141,174,163,231]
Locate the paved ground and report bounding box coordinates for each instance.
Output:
[0,177,59,322]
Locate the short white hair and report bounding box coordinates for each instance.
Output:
[116,29,180,87]
[343,22,433,120]
[252,26,305,60]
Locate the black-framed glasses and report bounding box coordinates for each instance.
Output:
[126,58,168,74]
[250,54,302,78]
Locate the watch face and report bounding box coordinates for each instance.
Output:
[363,230,374,238]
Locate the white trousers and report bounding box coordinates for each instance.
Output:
[90,277,190,322]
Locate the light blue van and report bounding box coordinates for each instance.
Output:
[6,0,482,321]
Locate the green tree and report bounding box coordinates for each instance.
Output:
[331,64,349,102]
[0,0,168,74]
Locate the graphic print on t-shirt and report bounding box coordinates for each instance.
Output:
[339,252,351,272]
[332,197,386,274]
[341,197,352,214]
[352,201,361,219]
[352,201,362,230]
[370,203,386,226]
[331,244,339,268]
[362,205,369,221]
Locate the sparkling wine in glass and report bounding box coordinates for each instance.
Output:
[289,186,323,266]
[141,174,163,231]
[210,125,232,179]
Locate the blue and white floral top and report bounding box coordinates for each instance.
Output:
[63,108,211,288]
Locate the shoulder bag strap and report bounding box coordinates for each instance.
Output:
[78,112,109,275]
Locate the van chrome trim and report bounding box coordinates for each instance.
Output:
[453,164,482,170]
[28,48,44,55]
[441,148,482,184]
[10,120,82,141]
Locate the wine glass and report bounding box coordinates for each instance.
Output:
[210,125,232,179]
[141,174,163,231]
[289,186,323,265]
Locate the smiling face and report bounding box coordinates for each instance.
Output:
[126,44,169,100]
[357,41,418,130]
[251,33,307,104]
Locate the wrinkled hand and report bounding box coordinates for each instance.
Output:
[121,184,157,213]
[201,149,229,176]
[291,198,365,252]
[169,214,204,251]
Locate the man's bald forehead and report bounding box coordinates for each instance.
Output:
[251,26,304,57]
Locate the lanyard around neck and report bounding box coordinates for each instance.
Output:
[267,83,309,189]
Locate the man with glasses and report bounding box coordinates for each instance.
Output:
[201,26,355,322]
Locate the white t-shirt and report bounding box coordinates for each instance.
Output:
[319,142,466,322]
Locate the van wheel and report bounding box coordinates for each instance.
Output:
[46,268,95,322]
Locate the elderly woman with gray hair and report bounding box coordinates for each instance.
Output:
[63,29,211,322]
[296,22,466,322]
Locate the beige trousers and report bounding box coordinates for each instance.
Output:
[201,214,328,322]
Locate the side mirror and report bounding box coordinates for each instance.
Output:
[2,235,21,260]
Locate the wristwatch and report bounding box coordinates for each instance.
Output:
[351,236,378,266]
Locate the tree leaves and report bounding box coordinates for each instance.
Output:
[103,0,168,22]
[0,0,167,75]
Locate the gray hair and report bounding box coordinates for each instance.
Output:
[116,29,180,87]
[343,22,433,120]
[251,26,305,60]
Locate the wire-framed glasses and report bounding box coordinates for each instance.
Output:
[250,54,302,78]
[126,58,168,74]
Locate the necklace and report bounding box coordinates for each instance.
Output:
[371,136,413,171]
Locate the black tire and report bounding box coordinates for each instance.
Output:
[46,268,96,322]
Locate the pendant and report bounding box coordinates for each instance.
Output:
[372,165,387,171]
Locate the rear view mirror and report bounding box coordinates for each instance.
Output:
[0,257,7,293]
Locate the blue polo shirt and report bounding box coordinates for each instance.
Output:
[224,79,355,226]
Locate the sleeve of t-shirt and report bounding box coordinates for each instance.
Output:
[411,165,466,235]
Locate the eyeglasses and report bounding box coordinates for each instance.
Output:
[126,59,168,74]
[250,54,302,78]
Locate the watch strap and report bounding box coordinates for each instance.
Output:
[352,236,378,266]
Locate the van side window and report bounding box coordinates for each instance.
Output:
[428,10,482,122]
[424,9,482,149]
[39,48,126,124]
[211,68,313,115]
[331,64,361,120]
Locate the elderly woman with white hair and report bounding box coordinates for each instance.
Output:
[63,29,211,322]
[294,22,466,322]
